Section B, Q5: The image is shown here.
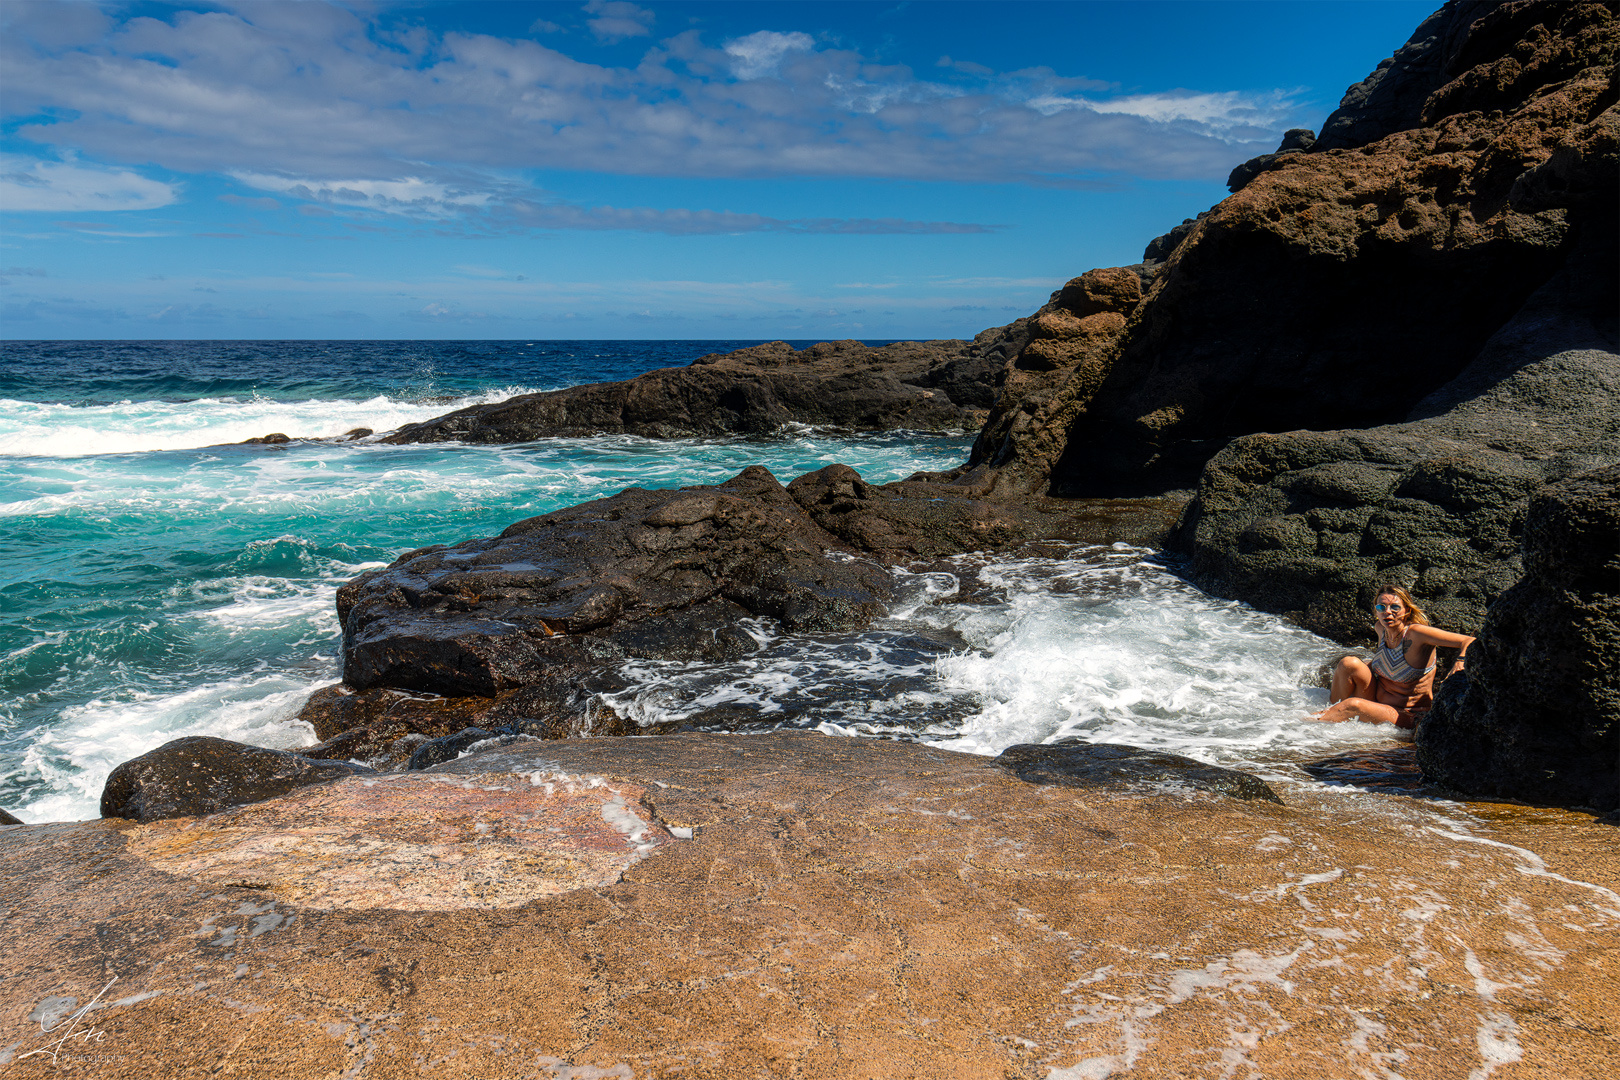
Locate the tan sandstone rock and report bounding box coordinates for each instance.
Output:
[2,732,1615,1078]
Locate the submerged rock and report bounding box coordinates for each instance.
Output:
[993,739,1282,803]
[100,736,375,822]
[1417,465,1620,810]
[405,727,496,771]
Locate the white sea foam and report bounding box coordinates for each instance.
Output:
[594,544,1380,770]
[0,388,537,457]
[15,672,324,823]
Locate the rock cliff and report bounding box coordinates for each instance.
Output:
[970,0,1617,507]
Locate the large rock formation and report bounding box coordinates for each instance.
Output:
[100,736,375,823]
[968,0,1617,504]
[383,338,1001,443]
[312,462,1183,758]
[338,465,893,699]
[1417,465,1620,810]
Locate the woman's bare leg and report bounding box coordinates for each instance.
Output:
[1329,656,1373,705]
[1316,696,1403,725]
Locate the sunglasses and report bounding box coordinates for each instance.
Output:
[1373,603,1404,613]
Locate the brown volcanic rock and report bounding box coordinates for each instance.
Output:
[971,0,1618,498]
[965,268,1142,494]
[6,732,1619,1078]
[381,338,1000,443]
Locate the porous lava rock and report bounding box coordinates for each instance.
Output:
[993,739,1281,803]
[382,338,999,443]
[338,465,892,700]
[1226,127,1318,192]
[963,267,1143,494]
[969,0,1618,499]
[1417,465,1620,810]
[100,736,374,822]
[786,463,1182,559]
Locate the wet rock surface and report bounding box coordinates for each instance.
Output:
[338,465,893,700]
[383,338,998,443]
[100,736,375,823]
[1418,464,1620,810]
[405,726,496,770]
[1301,744,1427,792]
[993,738,1282,803]
[313,461,1180,756]
[9,732,1619,1078]
[786,463,1183,559]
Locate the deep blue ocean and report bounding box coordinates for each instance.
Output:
[1,340,1366,823]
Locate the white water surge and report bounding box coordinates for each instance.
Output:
[590,544,1382,775]
[0,388,541,458]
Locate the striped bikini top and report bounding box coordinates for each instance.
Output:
[1369,630,1435,686]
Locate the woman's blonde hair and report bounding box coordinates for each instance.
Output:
[1373,583,1430,626]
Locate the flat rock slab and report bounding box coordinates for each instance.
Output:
[3,731,1617,1079]
[123,771,668,911]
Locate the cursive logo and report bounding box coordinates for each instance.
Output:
[20,977,117,1065]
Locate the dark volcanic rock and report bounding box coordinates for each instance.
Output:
[0,806,22,825]
[406,727,497,771]
[1171,247,1619,642]
[1314,2,1500,151]
[993,739,1282,803]
[383,339,998,444]
[101,736,375,822]
[1226,128,1317,193]
[787,463,1180,558]
[1417,465,1620,810]
[339,465,892,699]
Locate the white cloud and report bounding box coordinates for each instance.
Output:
[232,172,491,213]
[0,156,177,212]
[0,5,1307,193]
[584,1,653,43]
[724,31,814,80]
[1036,89,1301,137]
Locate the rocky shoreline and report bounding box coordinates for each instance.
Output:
[6,732,1619,1077]
[4,4,1618,1074]
[265,0,1619,813]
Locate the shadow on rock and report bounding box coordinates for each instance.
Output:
[993,738,1281,803]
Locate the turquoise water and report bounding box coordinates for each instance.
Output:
[3,340,1378,825]
[1,341,977,821]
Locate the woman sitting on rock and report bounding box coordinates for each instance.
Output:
[1313,584,1474,730]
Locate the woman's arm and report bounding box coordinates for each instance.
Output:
[1406,623,1475,664]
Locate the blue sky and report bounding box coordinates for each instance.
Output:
[1,0,1437,340]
